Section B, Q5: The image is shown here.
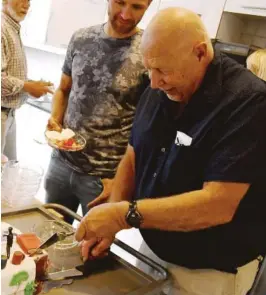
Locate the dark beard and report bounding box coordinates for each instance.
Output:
[110,15,137,34]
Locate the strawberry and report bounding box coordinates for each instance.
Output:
[64,138,74,146]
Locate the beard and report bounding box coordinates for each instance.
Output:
[110,13,137,35]
[7,6,26,23]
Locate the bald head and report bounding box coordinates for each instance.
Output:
[141,7,214,103]
[142,7,212,56]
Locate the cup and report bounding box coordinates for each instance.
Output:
[32,220,82,272]
[1,160,43,207]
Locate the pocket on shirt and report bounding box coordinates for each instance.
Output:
[168,145,203,173]
[161,144,206,192]
[168,144,202,167]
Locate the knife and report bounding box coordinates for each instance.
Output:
[29,232,74,256]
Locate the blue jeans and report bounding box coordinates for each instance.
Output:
[44,150,103,223]
[1,109,17,160]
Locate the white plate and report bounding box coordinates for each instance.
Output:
[45,131,86,152]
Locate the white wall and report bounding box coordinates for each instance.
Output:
[25,13,266,85]
[25,47,65,87]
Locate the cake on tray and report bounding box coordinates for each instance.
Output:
[1,222,48,295]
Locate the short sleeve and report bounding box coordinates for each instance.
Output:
[129,82,151,147]
[129,128,134,146]
[204,93,266,183]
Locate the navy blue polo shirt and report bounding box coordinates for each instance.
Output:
[130,52,266,273]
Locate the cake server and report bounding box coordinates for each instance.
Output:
[29,231,75,256]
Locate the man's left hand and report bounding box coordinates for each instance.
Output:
[87,178,114,209]
[75,202,129,260]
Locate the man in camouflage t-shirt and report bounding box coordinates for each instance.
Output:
[45,0,151,222]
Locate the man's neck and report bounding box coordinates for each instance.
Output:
[104,21,139,39]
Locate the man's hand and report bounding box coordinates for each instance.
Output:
[47,117,62,132]
[80,240,109,261]
[87,178,114,209]
[24,80,54,98]
[75,202,130,260]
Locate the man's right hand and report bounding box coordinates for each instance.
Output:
[47,117,62,132]
[24,80,54,98]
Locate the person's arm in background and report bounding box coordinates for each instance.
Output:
[87,145,136,208]
[47,73,72,131]
[1,34,53,99]
[23,80,54,98]
[87,73,150,208]
[46,32,76,131]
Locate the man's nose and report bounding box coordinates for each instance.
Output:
[120,7,132,20]
[150,70,163,89]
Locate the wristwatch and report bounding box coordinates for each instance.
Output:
[125,200,143,228]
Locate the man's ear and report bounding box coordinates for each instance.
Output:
[193,42,207,62]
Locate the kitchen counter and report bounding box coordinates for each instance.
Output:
[2,201,265,295]
[27,98,52,113]
[1,203,167,295]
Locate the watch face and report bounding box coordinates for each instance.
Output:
[126,201,143,228]
[127,211,142,228]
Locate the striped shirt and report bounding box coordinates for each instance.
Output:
[1,12,28,109]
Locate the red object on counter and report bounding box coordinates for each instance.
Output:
[17,234,41,254]
[34,280,44,295]
[35,254,49,278]
[11,251,25,265]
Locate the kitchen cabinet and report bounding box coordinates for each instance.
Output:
[138,0,227,38]
[201,0,227,39]
[159,0,204,15]
[157,0,227,39]
[224,0,266,17]
[21,0,230,54]
[46,0,107,48]
[216,11,266,48]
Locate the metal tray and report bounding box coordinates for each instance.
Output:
[2,204,169,295]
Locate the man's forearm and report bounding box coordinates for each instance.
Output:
[51,88,69,124]
[134,186,241,232]
[109,147,135,203]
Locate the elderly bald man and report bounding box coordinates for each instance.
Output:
[75,8,266,295]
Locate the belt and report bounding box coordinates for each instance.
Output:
[1,107,12,112]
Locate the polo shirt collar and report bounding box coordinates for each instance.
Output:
[192,50,223,106]
[160,50,224,123]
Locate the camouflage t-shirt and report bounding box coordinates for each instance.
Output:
[59,24,149,178]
